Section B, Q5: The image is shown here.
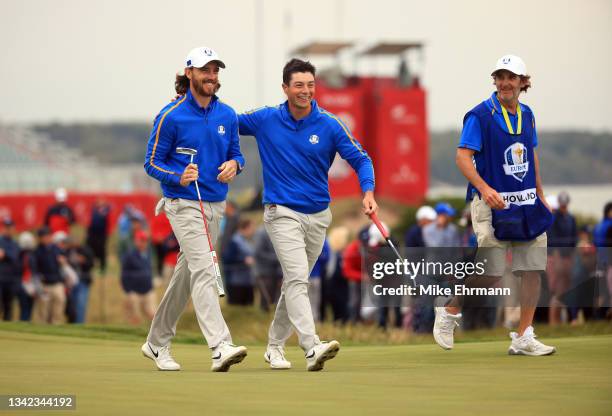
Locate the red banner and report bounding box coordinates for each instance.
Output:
[317,82,366,198]
[317,78,428,204]
[370,86,429,204]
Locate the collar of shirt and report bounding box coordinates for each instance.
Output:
[186,89,218,115]
[485,92,528,134]
[280,99,320,129]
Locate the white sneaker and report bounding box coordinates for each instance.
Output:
[264,345,292,370]
[141,342,181,371]
[433,307,461,350]
[305,340,340,371]
[211,343,248,372]
[508,326,556,356]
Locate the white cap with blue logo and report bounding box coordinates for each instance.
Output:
[185,46,226,69]
[492,54,526,76]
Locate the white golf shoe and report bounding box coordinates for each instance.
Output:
[141,342,181,371]
[305,340,340,371]
[264,345,292,370]
[508,326,556,356]
[433,307,461,350]
[211,342,248,372]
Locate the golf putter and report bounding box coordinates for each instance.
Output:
[368,212,419,289]
[176,147,226,297]
[368,212,404,262]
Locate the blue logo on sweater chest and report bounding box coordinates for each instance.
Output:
[309,134,319,144]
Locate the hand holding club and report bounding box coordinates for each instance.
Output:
[180,163,199,187]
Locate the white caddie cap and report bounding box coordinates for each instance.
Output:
[185,46,226,69]
[415,206,437,222]
[491,54,527,76]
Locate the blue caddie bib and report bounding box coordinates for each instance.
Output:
[464,100,552,241]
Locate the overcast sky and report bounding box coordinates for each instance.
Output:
[1,0,611,131]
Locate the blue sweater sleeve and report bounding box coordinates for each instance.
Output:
[458,114,482,151]
[227,113,246,171]
[144,110,182,186]
[331,118,375,193]
[238,107,268,136]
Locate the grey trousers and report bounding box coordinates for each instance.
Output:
[147,197,231,349]
[264,204,331,351]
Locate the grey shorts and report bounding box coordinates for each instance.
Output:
[471,195,547,277]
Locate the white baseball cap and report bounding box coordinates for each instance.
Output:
[55,187,67,202]
[368,223,388,248]
[18,231,36,250]
[491,54,527,76]
[415,206,437,222]
[546,194,559,211]
[185,46,225,69]
[52,231,68,244]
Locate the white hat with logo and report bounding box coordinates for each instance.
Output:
[416,206,437,222]
[492,54,527,76]
[185,46,226,69]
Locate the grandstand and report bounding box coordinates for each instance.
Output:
[0,124,157,193]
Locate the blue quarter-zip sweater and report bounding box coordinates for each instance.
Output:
[144,90,245,202]
[238,100,375,214]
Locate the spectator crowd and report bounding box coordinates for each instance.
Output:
[1,187,611,332]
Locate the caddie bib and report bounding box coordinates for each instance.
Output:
[463,99,552,241]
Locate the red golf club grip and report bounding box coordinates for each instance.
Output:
[369,212,389,239]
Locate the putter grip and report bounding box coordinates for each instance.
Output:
[369,212,390,239]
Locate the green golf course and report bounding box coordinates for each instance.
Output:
[1,326,611,416]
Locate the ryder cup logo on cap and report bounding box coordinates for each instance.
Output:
[492,54,526,76]
[503,142,529,182]
[185,46,226,69]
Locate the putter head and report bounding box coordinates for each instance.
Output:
[176,147,197,156]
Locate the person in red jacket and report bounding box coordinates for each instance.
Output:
[343,236,365,322]
[44,188,76,234]
[150,212,173,281]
